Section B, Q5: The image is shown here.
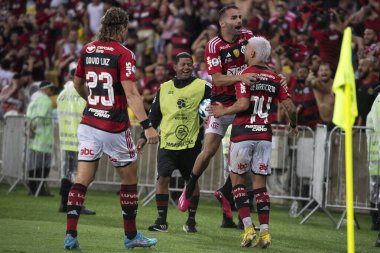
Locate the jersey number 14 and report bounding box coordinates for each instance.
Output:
[250,95,272,124]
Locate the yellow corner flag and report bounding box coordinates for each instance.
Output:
[332,27,357,253]
[332,27,357,129]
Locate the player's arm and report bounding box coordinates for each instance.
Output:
[212,72,257,87]
[122,80,159,144]
[211,97,249,117]
[73,76,88,100]
[280,98,298,136]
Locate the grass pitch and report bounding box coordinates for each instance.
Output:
[0,183,377,253]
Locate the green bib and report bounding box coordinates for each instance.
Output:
[57,84,86,152]
[159,78,205,150]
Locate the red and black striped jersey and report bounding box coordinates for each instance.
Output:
[75,40,136,133]
[204,29,253,106]
[231,65,289,142]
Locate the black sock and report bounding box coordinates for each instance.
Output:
[156,194,169,223]
[185,172,199,199]
[188,195,199,220]
[219,176,232,197]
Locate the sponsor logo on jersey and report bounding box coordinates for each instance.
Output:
[245,125,268,132]
[95,46,115,53]
[175,125,189,140]
[125,62,133,77]
[88,108,111,118]
[86,45,96,53]
[240,83,246,94]
[226,65,245,76]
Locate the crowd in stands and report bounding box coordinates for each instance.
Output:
[0,0,379,128]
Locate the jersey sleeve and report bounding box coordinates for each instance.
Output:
[235,81,250,99]
[119,49,136,82]
[277,84,290,102]
[204,40,222,75]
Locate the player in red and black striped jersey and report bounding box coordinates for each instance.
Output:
[64,8,159,250]
[178,5,260,216]
[211,36,297,248]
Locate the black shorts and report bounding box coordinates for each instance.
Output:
[157,143,202,181]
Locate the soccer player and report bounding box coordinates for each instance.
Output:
[177,5,257,221]
[212,36,298,248]
[63,8,159,250]
[137,52,211,233]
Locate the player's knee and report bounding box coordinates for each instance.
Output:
[202,147,218,160]
[156,176,170,187]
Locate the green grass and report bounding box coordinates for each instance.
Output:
[0,183,378,253]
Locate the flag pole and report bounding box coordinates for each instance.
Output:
[345,84,355,253]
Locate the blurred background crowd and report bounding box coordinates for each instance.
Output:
[0,0,379,128]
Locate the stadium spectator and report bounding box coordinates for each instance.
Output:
[211,36,298,248]
[21,69,39,105]
[142,64,168,112]
[305,62,335,130]
[166,18,192,62]
[63,7,159,250]
[311,8,343,71]
[358,28,380,64]
[56,62,95,215]
[355,57,380,126]
[137,52,211,233]
[26,80,55,196]
[287,64,321,129]
[144,52,168,76]
[191,24,218,53]
[83,0,104,40]
[130,0,159,67]
[0,73,25,117]
[0,58,15,91]
[155,2,176,54]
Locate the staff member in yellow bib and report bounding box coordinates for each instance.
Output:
[57,62,95,215]
[137,52,211,233]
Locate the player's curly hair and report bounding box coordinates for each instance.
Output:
[97,7,129,42]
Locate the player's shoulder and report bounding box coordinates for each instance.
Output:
[241,28,254,38]
[206,36,222,53]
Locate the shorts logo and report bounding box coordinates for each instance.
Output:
[211,122,219,129]
[258,164,268,171]
[237,163,248,171]
[80,148,94,156]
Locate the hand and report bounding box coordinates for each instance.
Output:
[144,127,159,144]
[240,73,258,86]
[136,138,147,154]
[288,125,299,137]
[211,102,225,118]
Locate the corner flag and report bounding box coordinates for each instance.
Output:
[332,27,357,129]
[332,27,357,253]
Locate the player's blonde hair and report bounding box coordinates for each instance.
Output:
[97,7,129,42]
[247,36,271,62]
